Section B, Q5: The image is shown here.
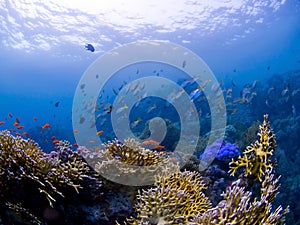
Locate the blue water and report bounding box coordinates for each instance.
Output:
[1,0,300,224]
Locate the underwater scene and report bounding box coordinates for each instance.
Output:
[1,1,300,224]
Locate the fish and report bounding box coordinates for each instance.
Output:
[292,104,297,122]
[42,123,50,129]
[231,79,236,87]
[147,104,157,113]
[103,104,113,114]
[131,117,142,128]
[0,121,5,125]
[211,82,221,92]
[292,88,300,96]
[13,122,19,127]
[73,129,79,134]
[54,102,59,107]
[265,99,271,108]
[85,43,95,52]
[182,60,186,68]
[22,132,29,138]
[8,113,13,118]
[17,125,24,130]
[189,88,202,101]
[79,116,85,124]
[116,105,129,114]
[140,139,160,147]
[52,140,60,144]
[96,130,103,136]
[226,88,233,99]
[281,85,289,96]
[267,86,275,94]
[154,145,165,150]
[267,66,270,70]
[180,78,197,88]
[33,116,38,121]
[73,143,79,147]
[251,80,258,89]
[51,136,56,140]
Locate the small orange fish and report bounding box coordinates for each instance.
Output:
[141,140,160,146]
[96,130,103,136]
[52,140,60,144]
[89,140,95,144]
[13,122,19,127]
[33,116,38,121]
[42,123,50,129]
[73,143,79,147]
[154,145,165,150]
[22,132,29,138]
[17,125,25,130]
[51,136,56,140]
[0,121,5,125]
[73,129,79,134]
[15,117,20,123]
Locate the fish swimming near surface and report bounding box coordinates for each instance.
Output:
[85,43,95,52]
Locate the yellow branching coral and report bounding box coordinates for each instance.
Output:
[104,138,164,166]
[121,169,211,224]
[229,114,276,181]
[118,115,289,225]
[0,130,100,207]
[194,169,289,225]
[94,139,178,185]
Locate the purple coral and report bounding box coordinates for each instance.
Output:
[204,140,240,163]
[216,141,240,162]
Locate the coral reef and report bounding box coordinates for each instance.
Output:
[118,115,289,225]
[0,130,102,224]
[229,114,276,181]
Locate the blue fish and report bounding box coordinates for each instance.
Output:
[85,43,95,52]
[189,88,202,101]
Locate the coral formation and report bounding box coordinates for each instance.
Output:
[94,138,178,185]
[0,130,102,224]
[194,169,289,224]
[207,140,240,162]
[118,115,289,225]
[229,114,276,181]
[120,168,211,224]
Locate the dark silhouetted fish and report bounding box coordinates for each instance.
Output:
[85,43,95,52]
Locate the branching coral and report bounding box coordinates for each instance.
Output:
[0,130,101,208]
[194,169,289,225]
[229,114,276,181]
[120,168,211,224]
[94,139,178,186]
[118,115,289,225]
